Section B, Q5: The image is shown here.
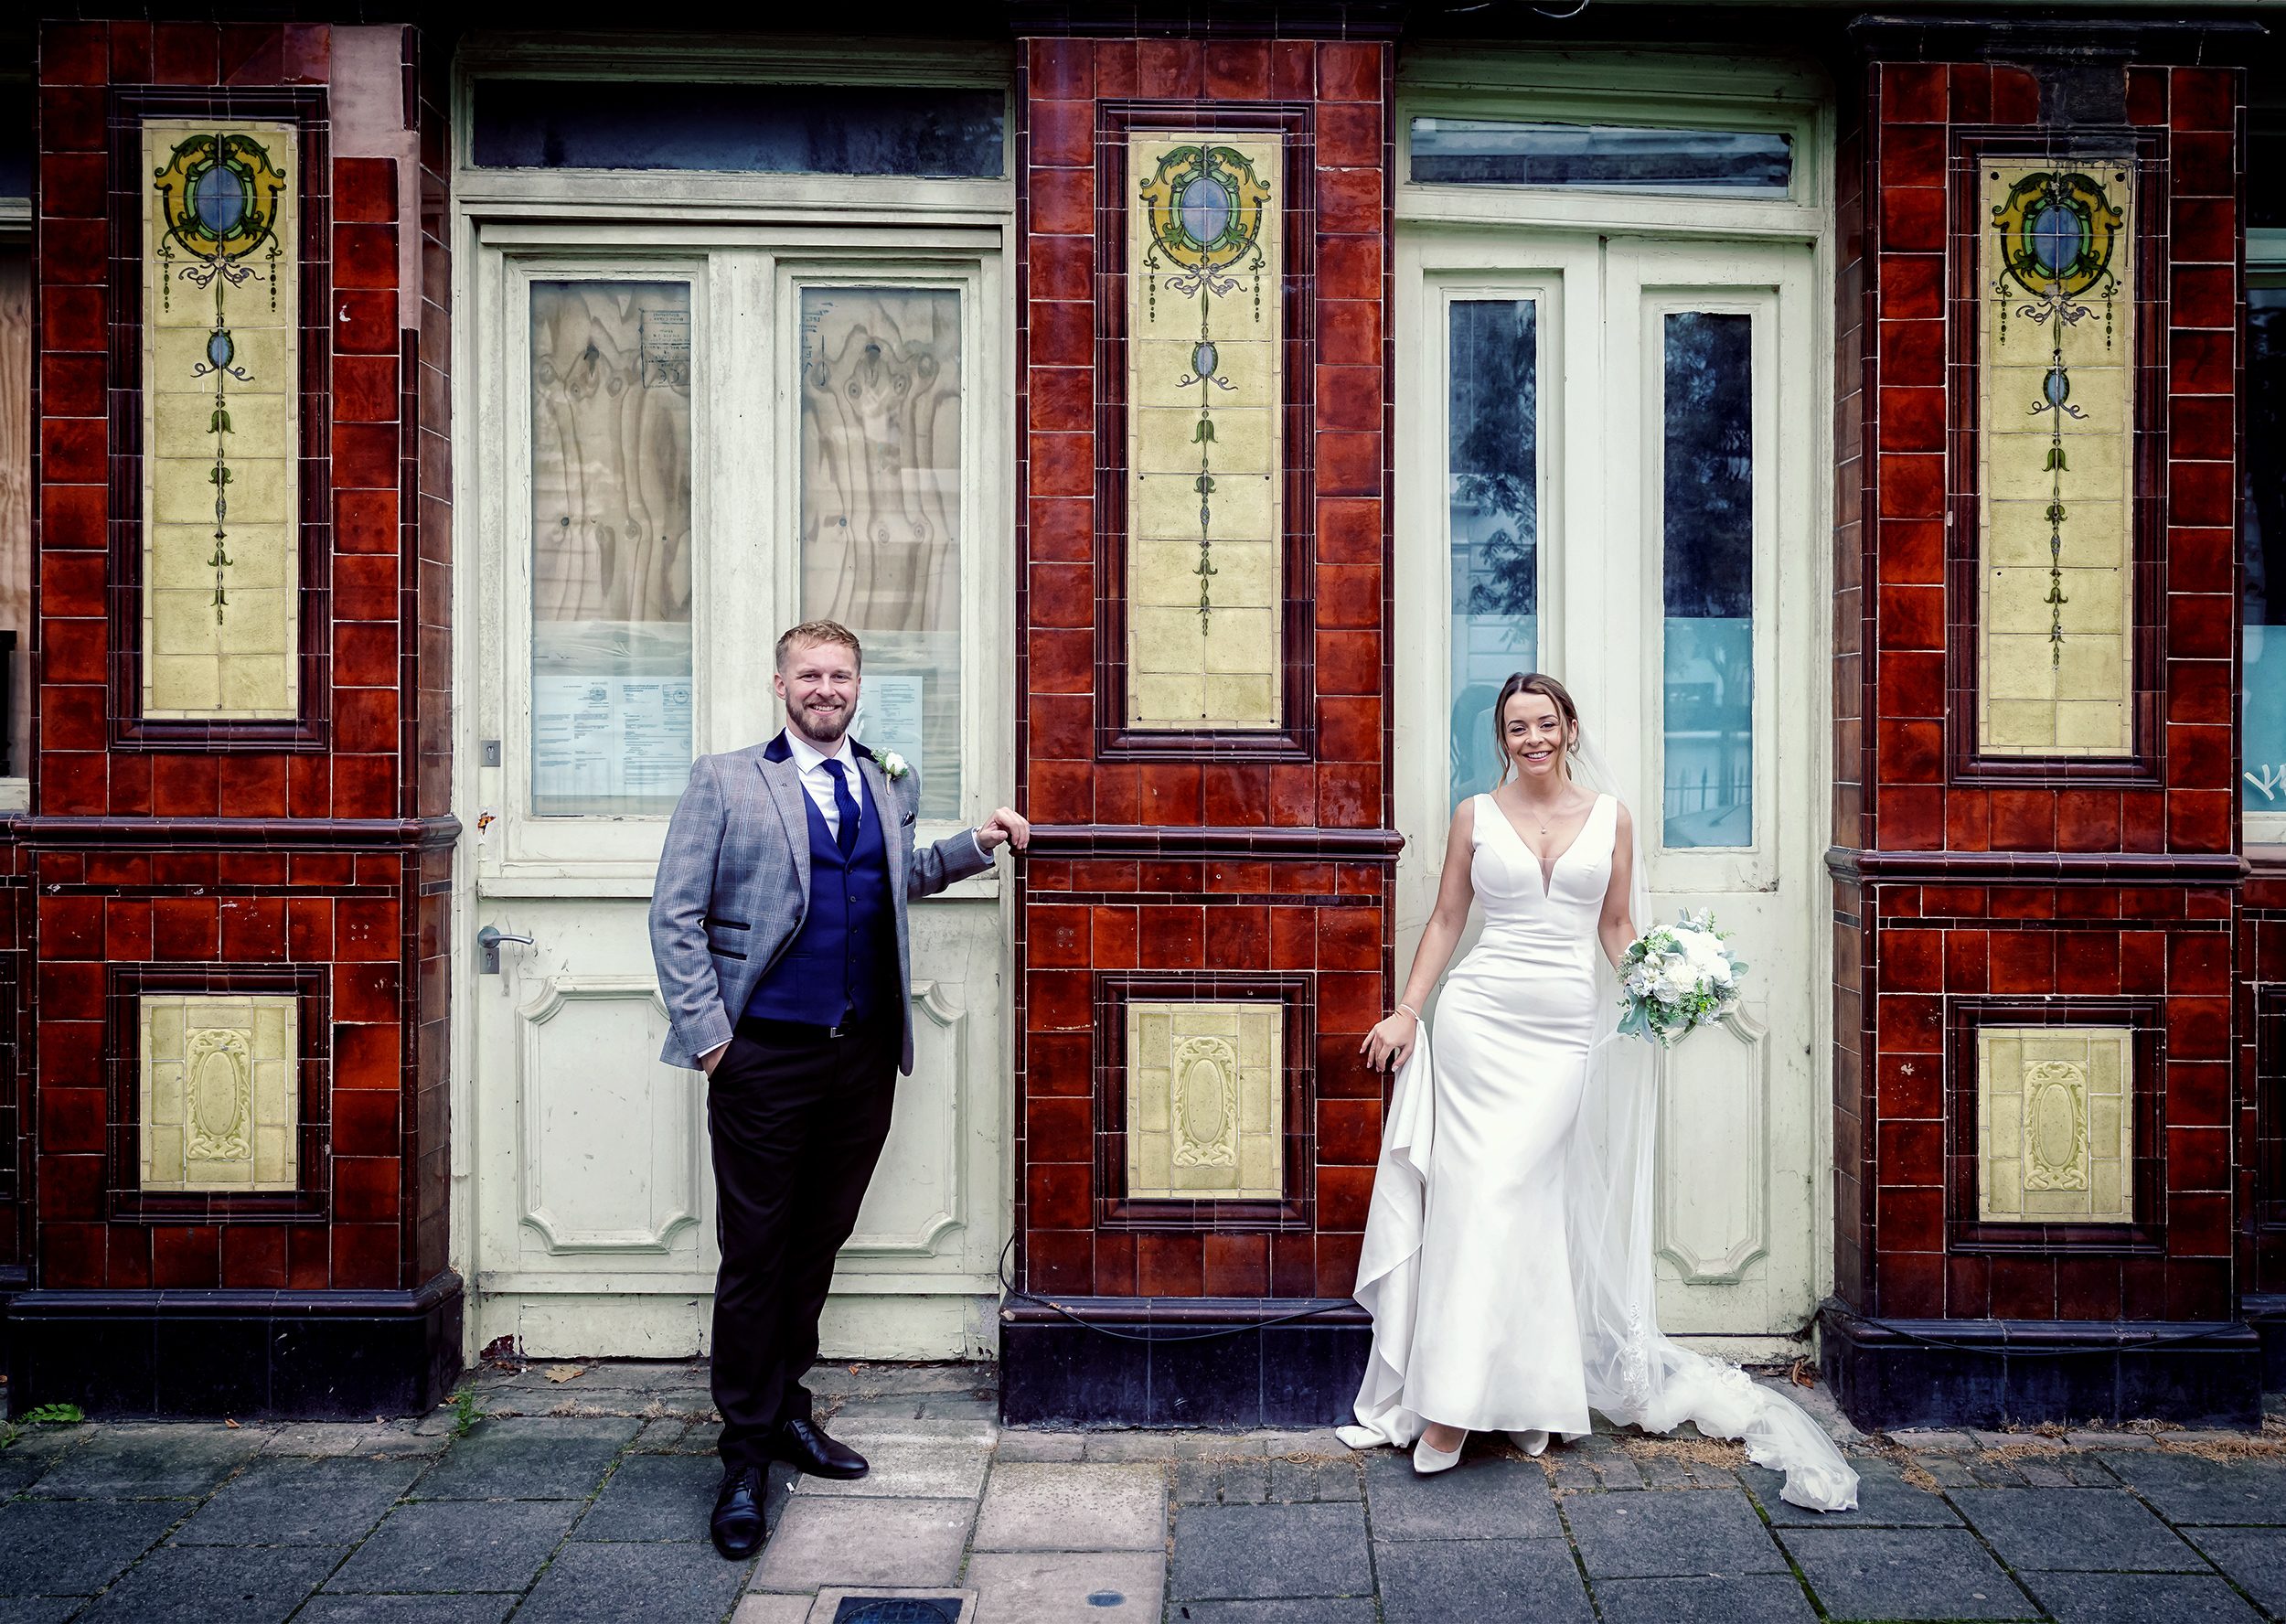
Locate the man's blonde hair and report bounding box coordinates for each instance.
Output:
[774,620,863,672]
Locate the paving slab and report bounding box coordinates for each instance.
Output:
[72,1543,340,1624]
[730,1597,814,1624]
[1361,1448,1562,1540]
[170,1455,426,1545]
[992,1431,1084,1463]
[0,1498,186,1595]
[1172,1603,1377,1624]
[963,1550,1165,1624]
[573,1453,724,1543]
[2107,1452,2286,1524]
[1590,1573,1821,1624]
[293,1602,514,1624]
[1168,1501,1374,1599]
[971,1462,1166,1552]
[0,1603,89,1624]
[2021,1571,2266,1623]
[1886,1429,1976,1452]
[1080,1431,1260,1462]
[324,1499,581,1593]
[1951,1486,2206,1572]
[785,1422,995,1501]
[512,1537,753,1623]
[1375,1537,1595,1624]
[26,1425,265,1500]
[1778,1527,2041,1620]
[2185,1528,2286,1617]
[1563,1488,1789,1578]
[262,1424,397,1458]
[1742,1456,1960,1527]
[749,1496,974,1591]
[408,1416,639,1501]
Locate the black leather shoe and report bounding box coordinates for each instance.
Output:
[710,1465,768,1559]
[772,1416,868,1480]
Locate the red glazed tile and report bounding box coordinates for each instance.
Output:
[1029,37,1093,100]
[1135,37,1203,99]
[1028,100,1093,169]
[151,1226,222,1289]
[1026,236,1092,304]
[1319,102,1382,170]
[1992,68,2041,124]
[2126,65,2168,126]
[39,21,108,85]
[1269,39,1315,102]
[2169,68,2234,133]
[1316,497,1381,565]
[1029,167,1092,237]
[1204,39,1269,101]
[1318,42,1382,102]
[1138,1234,1205,1298]
[1203,1234,1269,1297]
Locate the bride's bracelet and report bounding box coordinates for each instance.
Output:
[1394,1001,1420,1022]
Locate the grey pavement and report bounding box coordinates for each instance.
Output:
[0,1358,2277,1620]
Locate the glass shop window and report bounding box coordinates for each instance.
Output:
[1447,298,1540,812]
[1660,311,1756,849]
[528,279,695,817]
[798,285,966,822]
[1410,118,1790,195]
[473,80,1004,178]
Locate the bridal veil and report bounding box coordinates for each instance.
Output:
[1341,727,1859,1513]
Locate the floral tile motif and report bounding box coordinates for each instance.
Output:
[140,993,298,1192]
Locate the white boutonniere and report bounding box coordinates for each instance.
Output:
[879,752,911,782]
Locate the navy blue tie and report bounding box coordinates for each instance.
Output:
[825,758,860,857]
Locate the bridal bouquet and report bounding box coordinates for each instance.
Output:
[1617,909,1747,1047]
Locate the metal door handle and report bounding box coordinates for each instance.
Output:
[477,924,534,975]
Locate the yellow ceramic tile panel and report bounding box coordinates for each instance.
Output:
[142,119,300,721]
[141,993,299,1193]
[1976,160,2134,756]
[1127,131,1283,729]
[1126,1000,1284,1202]
[1976,1025,2134,1224]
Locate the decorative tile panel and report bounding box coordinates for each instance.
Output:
[140,993,298,1192]
[1126,1000,1283,1200]
[1976,1024,2132,1223]
[1976,160,2134,756]
[1126,132,1283,730]
[141,118,299,719]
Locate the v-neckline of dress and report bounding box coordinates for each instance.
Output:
[1485,791,1604,899]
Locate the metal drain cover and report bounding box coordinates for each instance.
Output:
[831,1600,963,1624]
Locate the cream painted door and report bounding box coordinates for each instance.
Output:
[1394,227,1826,1352]
[457,228,1011,1361]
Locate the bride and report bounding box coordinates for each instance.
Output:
[1339,672,1857,1512]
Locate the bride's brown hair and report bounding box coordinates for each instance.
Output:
[1491,671,1581,786]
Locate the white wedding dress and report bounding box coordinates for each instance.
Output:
[1340,782,1859,1513]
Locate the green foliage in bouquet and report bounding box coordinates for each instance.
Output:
[1617,908,1747,1048]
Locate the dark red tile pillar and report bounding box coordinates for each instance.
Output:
[7,20,459,1416]
[1823,29,2261,1427]
[1003,28,1397,1425]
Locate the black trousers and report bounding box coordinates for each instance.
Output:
[706,1016,899,1470]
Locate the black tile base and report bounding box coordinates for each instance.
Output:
[1819,1298,2263,1431]
[2244,1293,2286,1391]
[999,1297,1369,1427]
[6,1271,463,1419]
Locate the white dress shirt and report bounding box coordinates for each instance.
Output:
[785,728,862,840]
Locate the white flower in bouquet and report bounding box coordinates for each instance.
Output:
[1616,911,1749,1048]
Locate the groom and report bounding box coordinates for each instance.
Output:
[649,619,1028,1558]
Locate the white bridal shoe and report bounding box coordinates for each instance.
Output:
[1412,1433,1464,1474]
[1507,1429,1550,1457]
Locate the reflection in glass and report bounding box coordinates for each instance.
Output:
[474,81,1005,178]
[1447,300,1538,812]
[1411,118,1791,194]
[1662,312,1754,849]
[800,287,963,822]
[2247,285,2286,820]
[529,280,695,817]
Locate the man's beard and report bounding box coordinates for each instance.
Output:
[789,698,852,744]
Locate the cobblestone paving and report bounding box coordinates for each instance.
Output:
[0,1361,2277,1621]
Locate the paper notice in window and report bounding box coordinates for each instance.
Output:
[854,674,925,785]
[533,675,693,807]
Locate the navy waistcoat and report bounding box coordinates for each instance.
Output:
[743,767,894,1026]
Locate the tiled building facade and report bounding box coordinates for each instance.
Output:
[0,5,2279,1428]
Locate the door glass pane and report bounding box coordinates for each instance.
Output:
[1661,311,1754,849]
[800,286,963,821]
[2247,283,2286,822]
[1448,299,1538,812]
[529,280,696,817]
[1411,118,1790,194]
